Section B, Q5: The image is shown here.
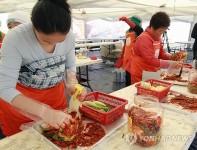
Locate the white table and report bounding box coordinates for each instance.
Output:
[0,83,196,150]
[76,58,102,67]
[175,41,194,45]
[75,39,92,44]
[91,38,125,42]
[75,41,123,59]
[175,41,194,51]
[75,41,122,48]
[93,84,197,150]
[76,58,103,91]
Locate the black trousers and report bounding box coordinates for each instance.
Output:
[125,71,131,87]
[192,42,197,60]
[189,133,197,150]
[0,128,6,140]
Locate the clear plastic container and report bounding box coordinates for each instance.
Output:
[75,49,80,58]
[77,49,83,59]
[126,95,163,147]
[188,60,197,94]
[80,48,89,59]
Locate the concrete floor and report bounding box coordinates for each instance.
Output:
[78,50,125,94]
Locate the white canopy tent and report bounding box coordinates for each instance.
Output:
[0,0,197,41]
[0,0,197,22]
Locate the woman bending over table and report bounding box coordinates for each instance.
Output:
[0,0,86,137]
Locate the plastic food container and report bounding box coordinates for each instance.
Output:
[135,79,172,101]
[188,60,197,94]
[113,69,125,83]
[79,91,128,125]
[126,95,163,147]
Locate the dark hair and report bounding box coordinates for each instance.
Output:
[31,0,71,34]
[149,12,170,30]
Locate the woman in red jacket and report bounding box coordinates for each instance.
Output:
[118,16,143,86]
[130,12,182,84]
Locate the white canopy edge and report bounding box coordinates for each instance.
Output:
[0,0,197,23]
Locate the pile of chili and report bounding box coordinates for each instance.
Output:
[42,121,105,149]
[163,74,188,82]
[168,93,197,111]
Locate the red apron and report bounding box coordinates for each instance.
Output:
[123,32,136,70]
[130,32,160,84]
[0,31,5,48]
[0,81,67,136]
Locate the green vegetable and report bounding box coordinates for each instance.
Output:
[40,124,52,131]
[82,100,112,112]
[58,132,75,141]
[94,101,107,107]
[52,134,59,140]
[82,101,94,107]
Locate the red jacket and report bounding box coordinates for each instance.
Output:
[0,31,5,48]
[130,27,171,84]
[133,27,170,67]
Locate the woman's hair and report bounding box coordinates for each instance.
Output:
[31,0,71,34]
[149,12,170,30]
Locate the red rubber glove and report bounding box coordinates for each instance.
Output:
[119,16,136,28]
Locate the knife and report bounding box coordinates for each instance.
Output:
[177,64,183,77]
[177,60,184,77]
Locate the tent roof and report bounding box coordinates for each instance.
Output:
[0,0,197,22]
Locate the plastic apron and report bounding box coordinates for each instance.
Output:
[130,32,160,84]
[123,32,136,70]
[0,55,67,136]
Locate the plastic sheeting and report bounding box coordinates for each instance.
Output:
[70,0,197,22]
[0,0,197,22]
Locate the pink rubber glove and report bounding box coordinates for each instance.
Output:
[119,16,136,28]
[119,16,127,21]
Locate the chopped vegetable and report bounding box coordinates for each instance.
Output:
[140,81,166,91]
[140,81,151,89]
[82,100,112,112]
[58,132,75,141]
[69,84,83,116]
[42,111,80,143]
[41,121,105,148]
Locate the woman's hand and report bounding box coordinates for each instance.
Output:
[169,60,183,69]
[160,59,183,69]
[119,16,136,28]
[119,16,127,21]
[41,107,72,129]
[68,84,87,102]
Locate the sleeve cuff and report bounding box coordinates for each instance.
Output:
[0,88,21,103]
[68,66,76,73]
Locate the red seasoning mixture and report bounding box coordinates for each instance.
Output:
[162,74,188,82]
[41,114,105,149]
[168,93,197,111]
[128,106,162,147]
